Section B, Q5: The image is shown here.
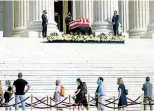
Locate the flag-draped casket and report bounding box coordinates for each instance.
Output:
[69,18,92,34]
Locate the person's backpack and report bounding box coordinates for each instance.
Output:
[82,82,87,94]
[60,86,65,97]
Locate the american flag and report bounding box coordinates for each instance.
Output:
[69,18,90,29]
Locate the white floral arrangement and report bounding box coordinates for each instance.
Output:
[47,33,125,43]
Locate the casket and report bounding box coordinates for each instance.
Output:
[69,18,90,29]
[69,18,92,35]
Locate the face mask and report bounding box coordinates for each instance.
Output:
[97,80,100,85]
[77,82,80,85]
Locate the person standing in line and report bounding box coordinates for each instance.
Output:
[0,81,3,106]
[4,80,13,110]
[96,77,106,111]
[42,10,48,38]
[54,80,62,104]
[72,78,88,111]
[112,10,119,36]
[13,73,30,111]
[142,77,153,111]
[117,78,127,110]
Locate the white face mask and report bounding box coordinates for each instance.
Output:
[77,82,80,85]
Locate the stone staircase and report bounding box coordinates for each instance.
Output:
[0,38,154,110]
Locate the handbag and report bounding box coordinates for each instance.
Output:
[125,89,128,95]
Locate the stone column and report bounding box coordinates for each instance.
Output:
[92,0,118,35]
[129,0,149,38]
[118,0,129,36]
[13,0,27,37]
[75,0,93,25]
[143,1,154,39]
[73,0,76,20]
[26,1,29,24]
[26,0,59,37]
[3,1,14,37]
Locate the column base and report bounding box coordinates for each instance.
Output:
[91,21,113,35]
[0,31,3,38]
[141,33,154,39]
[129,28,147,39]
[24,30,42,38]
[123,32,129,39]
[13,27,26,37]
[142,22,154,39]
[25,20,59,37]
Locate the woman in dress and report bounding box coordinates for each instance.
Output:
[117,78,127,110]
[72,78,88,110]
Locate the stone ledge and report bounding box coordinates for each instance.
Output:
[141,32,154,39]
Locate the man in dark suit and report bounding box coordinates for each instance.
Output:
[65,12,73,34]
[42,10,48,37]
[112,10,119,36]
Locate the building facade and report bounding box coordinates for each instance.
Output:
[0,0,154,38]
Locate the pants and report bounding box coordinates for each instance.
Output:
[144,97,153,110]
[0,96,2,105]
[113,24,119,36]
[15,95,26,111]
[42,24,47,37]
[4,92,11,103]
[66,25,69,34]
[97,96,105,111]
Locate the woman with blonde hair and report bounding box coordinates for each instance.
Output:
[0,81,3,105]
[4,80,13,110]
[117,78,127,110]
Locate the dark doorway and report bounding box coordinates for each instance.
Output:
[68,1,73,15]
[54,1,73,32]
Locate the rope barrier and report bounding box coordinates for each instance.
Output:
[105,98,118,106]
[0,97,14,106]
[31,97,68,109]
[90,96,141,109]
[127,96,140,104]
[144,97,154,103]
[0,95,154,110]
[50,96,88,107]
[54,97,87,108]
[0,97,29,107]
[25,97,47,107]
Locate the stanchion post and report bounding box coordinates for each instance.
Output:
[141,93,144,111]
[47,95,49,109]
[113,96,115,110]
[69,95,71,111]
[31,94,33,111]
[50,96,52,110]
[88,94,90,111]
